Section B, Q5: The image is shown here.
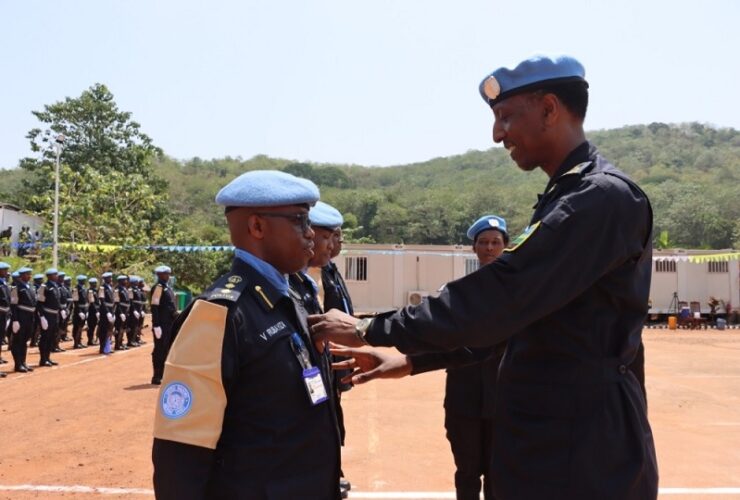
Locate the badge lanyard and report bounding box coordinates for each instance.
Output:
[290,332,328,405]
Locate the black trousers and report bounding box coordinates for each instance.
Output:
[87,311,98,344]
[151,322,173,380]
[11,319,32,368]
[39,314,58,363]
[445,413,496,500]
[0,312,7,354]
[72,310,87,346]
[97,315,113,353]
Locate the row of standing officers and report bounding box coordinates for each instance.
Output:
[0,265,177,385]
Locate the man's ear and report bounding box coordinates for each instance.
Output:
[541,93,560,126]
[246,213,266,240]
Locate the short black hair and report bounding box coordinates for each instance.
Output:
[533,80,589,120]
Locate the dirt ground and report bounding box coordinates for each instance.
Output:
[1,326,739,499]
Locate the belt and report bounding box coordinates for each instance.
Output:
[77,305,89,310]
[18,305,35,313]
[43,307,59,314]
[132,300,146,305]
[0,306,9,313]
[104,302,115,307]
[118,303,130,309]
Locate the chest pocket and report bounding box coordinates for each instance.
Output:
[247,319,294,359]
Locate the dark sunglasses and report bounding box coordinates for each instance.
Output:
[253,212,311,232]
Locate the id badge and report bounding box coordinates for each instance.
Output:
[302,366,328,405]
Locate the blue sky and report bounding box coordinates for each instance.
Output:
[1,0,738,169]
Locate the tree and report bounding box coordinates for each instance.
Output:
[18,84,175,245]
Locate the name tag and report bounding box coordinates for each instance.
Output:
[302,366,328,405]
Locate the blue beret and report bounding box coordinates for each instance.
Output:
[88,277,98,283]
[33,274,44,280]
[215,170,320,208]
[479,55,586,107]
[129,276,140,284]
[76,274,87,281]
[102,272,113,278]
[0,262,10,270]
[467,215,508,241]
[11,271,19,278]
[116,275,128,281]
[309,201,343,229]
[18,267,33,274]
[63,276,71,282]
[45,268,59,275]
[154,265,171,274]
[58,272,66,277]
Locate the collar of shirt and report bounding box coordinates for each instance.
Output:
[235,248,289,297]
[542,141,592,195]
[301,269,320,295]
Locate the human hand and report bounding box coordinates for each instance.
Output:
[119,314,126,322]
[308,309,363,353]
[96,312,100,320]
[133,311,140,319]
[330,345,412,385]
[40,316,49,330]
[61,310,67,319]
[12,321,20,333]
[106,313,114,322]
[153,326,162,339]
[78,312,85,320]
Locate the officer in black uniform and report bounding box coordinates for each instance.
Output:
[113,275,131,350]
[97,272,116,354]
[10,267,36,373]
[0,262,11,367]
[30,274,44,347]
[135,278,147,345]
[311,56,658,499]
[443,215,509,500]
[149,266,177,385]
[36,268,61,367]
[127,276,143,347]
[56,273,71,347]
[86,277,100,346]
[71,275,89,349]
[152,170,341,499]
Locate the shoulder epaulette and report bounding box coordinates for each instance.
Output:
[201,273,249,304]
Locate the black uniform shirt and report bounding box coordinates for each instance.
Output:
[321,262,354,315]
[0,278,11,316]
[363,142,658,499]
[150,280,177,328]
[152,258,341,500]
[73,284,89,312]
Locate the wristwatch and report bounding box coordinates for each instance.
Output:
[354,317,373,345]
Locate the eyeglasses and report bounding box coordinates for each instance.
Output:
[253,212,311,232]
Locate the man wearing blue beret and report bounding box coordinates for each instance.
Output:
[0,262,11,368]
[36,268,62,367]
[152,170,342,499]
[150,265,176,385]
[71,275,89,349]
[86,277,100,347]
[310,56,658,499]
[97,272,116,354]
[10,267,36,373]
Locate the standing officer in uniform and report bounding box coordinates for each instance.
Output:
[86,277,100,346]
[113,275,131,351]
[71,275,89,349]
[311,56,658,499]
[126,276,142,347]
[36,268,61,367]
[10,267,36,373]
[152,170,342,499]
[149,266,177,385]
[135,278,147,345]
[56,272,71,346]
[445,215,509,500]
[97,272,116,354]
[0,262,11,366]
[30,274,44,347]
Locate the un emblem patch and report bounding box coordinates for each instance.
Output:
[160,382,193,420]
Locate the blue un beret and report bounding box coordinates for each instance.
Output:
[309,201,343,229]
[154,265,171,274]
[76,274,87,281]
[129,276,140,284]
[117,275,128,281]
[11,271,19,278]
[479,55,586,107]
[45,268,59,275]
[33,273,44,280]
[88,277,98,283]
[215,170,320,208]
[0,262,10,270]
[102,272,113,278]
[18,267,33,274]
[467,215,508,241]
